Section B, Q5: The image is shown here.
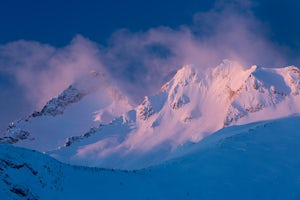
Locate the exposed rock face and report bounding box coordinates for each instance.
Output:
[32,85,86,117]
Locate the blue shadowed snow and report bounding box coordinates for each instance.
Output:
[1,115,300,199]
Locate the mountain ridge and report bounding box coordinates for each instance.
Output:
[50,60,300,169]
[1,71,133,151]
[1,60,300,169]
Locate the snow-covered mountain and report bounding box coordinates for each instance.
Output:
[2,59,300,199]
[2,60,300,169]
[1,71,132,152]
[51,60,300,169]
[1,115,300,199]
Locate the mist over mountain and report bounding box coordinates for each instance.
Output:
[1,60,300,169]
[1,58,300,199]
[1,0,300,199]
[1,0,300,132]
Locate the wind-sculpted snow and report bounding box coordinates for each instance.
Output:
[1,115,300,199]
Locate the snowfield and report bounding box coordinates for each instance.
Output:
[1,115,300,199]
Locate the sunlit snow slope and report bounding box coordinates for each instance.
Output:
[2,60,300,169]
[1,115,300,199]
[50,60,300,169]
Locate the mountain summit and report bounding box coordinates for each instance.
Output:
[1,71,132,151]
[2,60,300,169]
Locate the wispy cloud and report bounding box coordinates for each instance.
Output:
[0,0,296,129]
[101,0,289,99]
[0,35,104,108]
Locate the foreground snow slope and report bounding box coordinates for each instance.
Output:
[51,60,300,169]
[1,115,300,199]
[1,71,132,151]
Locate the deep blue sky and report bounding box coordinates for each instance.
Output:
[0,0,213,46]
[0,0,299,51]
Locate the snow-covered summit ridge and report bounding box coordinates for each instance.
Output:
[1,70,133,151]
[49,60,300,169]
[163,60,300,126]
[32,85,85,117]
[2,60,300,169]
[224,64,300,125]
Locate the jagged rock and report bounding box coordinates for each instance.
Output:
[171,94,190,109]
[137,97,154,120]
[34,85,86,117]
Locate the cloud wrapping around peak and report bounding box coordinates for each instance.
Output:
[100,1,289,99]
[0,35,104,109]
[0,0,297,129]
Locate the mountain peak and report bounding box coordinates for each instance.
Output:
[213,59,244,73]
[171,65,198,86]
[3,60,300,169]
[2,70,133,151]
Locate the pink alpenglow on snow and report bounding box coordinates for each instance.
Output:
[2,60,300,169]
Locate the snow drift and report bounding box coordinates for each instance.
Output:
[1,115,300,199]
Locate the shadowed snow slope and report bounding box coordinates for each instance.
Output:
[1,115,300,199]
[50,60,300,169]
